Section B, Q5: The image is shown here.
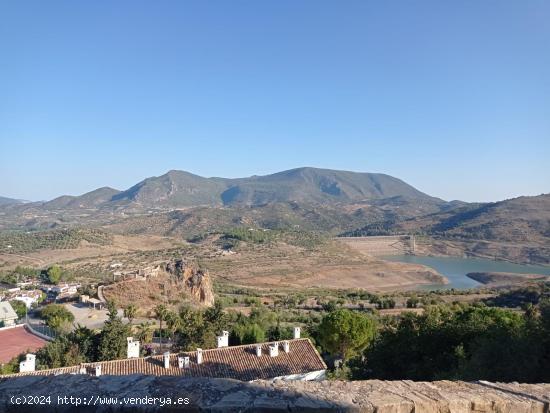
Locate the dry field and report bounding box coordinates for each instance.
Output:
[0,235,182,270]
[1,231,448,294]
[203,238,446,291]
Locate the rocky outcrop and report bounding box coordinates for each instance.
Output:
[165,259,215,307]
[103,259,215,309]
[1,375,550,412]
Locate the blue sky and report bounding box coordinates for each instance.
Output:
[1,0,549,202]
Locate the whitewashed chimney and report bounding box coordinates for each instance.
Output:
[294,326,301,339]
[255,345,262,357]
[283,340,290,353]
[183,356,190,368]
[196,348,203,364]
[127,337,140,358]
[269,343,279,357]
[19,354,36,373]
[217,330,229,348]
[163,352,170,369]
[177,356,184,368]
[94,364,102,377]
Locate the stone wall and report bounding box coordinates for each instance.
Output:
[1,375,549,412]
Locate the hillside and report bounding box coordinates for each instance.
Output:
[341,194,550,264]
[219,167,440,206]
[44,187,121,209]
[0,196,25,206]
[111,170,227,207]
[342,194,550,241]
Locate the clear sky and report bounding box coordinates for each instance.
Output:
[1,1,549,203]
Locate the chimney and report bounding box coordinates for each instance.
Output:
[217,330,229,348]
[178,356,190,368]
[294,326,301,339]
[255,345,262,357]
[127,337,140,359]
[269,343,279,357]
[163,352,170,369]
[79,364,86,375]
[94,364,102,377]
[282,340,290,353]
[196,348,203,364]
[19,354,36,373]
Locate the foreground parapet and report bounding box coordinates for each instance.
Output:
[1,375,550,412]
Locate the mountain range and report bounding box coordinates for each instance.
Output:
[1,167,548,265]
[18,167,444,210]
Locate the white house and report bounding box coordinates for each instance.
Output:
[0,301,19,327]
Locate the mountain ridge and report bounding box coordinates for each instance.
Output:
[20,167,442,210]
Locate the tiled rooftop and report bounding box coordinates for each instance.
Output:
[0,326,48,364]
[5,338,326,381]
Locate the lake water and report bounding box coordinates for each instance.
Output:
[382,255,550,290]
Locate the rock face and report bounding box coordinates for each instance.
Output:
[1,375,550,412]
[164,259,215,307]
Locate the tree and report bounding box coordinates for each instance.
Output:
[40,304,75,331]
[123,304,137,325]
[154,304,168,351]
[165,311,181,339]
[318,308,377,362]
[136,321,154,344]
[106,300,118,320]
[46,265,62,285]
[9,300,27,319]
[175,305,217,351]
[204,300,227,335]
[241,324,265,344]
[98,304,130,361]
[68,325,98,363]
[322,300,338,312]
[406,295,419,308]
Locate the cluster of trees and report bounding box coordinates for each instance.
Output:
[351,302,550,383]
[0,266,40,285]
[371,296,396,309]
[8,287,550,385]
[32,302,131,370]
[149,301,297,351]
[485,284,550,308]
[39,304,75,331]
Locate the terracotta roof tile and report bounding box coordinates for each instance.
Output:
[5,339,326,381]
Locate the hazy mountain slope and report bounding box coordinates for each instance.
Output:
[221,167,439,205]
[428,194,550,242]
[111,170,228,207]
[43,187,121,209]
[0,196,26,206]
[343,194,550,244]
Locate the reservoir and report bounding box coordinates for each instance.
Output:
[382,255,550,290]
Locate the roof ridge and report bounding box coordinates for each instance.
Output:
[1,338,323,378]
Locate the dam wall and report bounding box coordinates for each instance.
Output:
[339,235,415,256]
